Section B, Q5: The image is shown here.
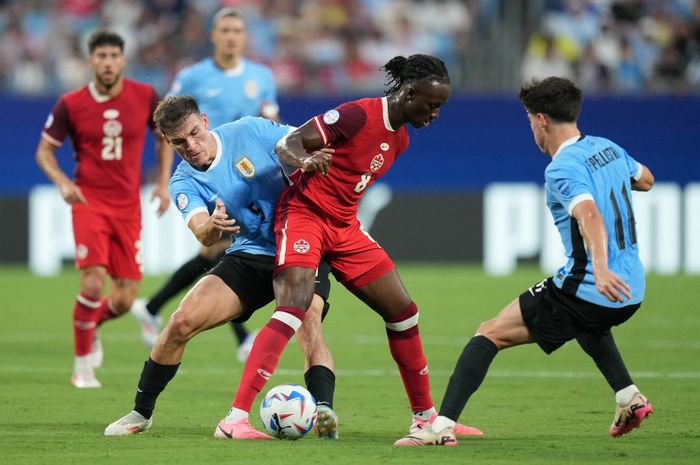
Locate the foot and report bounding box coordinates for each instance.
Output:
[236,330,258,363]
[131,298,162,348]
[314,405,339,439]
[410,412,483,436]
[395,424,457,446]
[72,355,101,388]
[609,392,653,437]
[89,331,103,369]
[214,417,271,440]
[104,410,152,436]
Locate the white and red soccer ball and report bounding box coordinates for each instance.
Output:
[260,384,317,440]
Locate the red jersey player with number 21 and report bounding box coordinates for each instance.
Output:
[214,54,482,441]
[35,31,173,389]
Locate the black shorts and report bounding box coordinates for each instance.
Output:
[519,277,640,354]
[208,252,332,323]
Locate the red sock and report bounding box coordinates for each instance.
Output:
[385,302,433,412]
[232,306,305,411]
[96,298,119,326]
[73,293,101,356]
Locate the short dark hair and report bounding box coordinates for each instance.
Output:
[87,30,124,54]
[519,77,582,123]
[382,54,450,95]
[153,96,201,135]
[212,7,242,25]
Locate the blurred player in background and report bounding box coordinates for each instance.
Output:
[105,96,337,439]
[131,8,278,361]
[395,76,655,446]
[35,31,173,389]
[215,54,481,441]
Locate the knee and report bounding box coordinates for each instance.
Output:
[476,321,503,348]
[109,298,132,315]
[166,308,198,344]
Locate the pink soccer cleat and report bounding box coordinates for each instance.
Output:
[395,424,457,447]
[410,412,483,436]
[609,392,653,437]
[214,417,272,440]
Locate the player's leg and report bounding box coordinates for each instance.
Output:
[72,264,108,388]
[573,301,652,437]
[395,282,538,446]
[105,273,245,436]
[296,295,337,439]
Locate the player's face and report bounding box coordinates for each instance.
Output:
[211,16,247,58]
[165,113,215,170]
[89,45,126,89]
[404,81,451,129]
[527,112,547,154]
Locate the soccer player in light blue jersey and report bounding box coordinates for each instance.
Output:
[131,8,279,363]
[106,96,338,439]
[396,77,656,447]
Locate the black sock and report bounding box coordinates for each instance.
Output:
[576,331,633,391]
[146,255,216,316]
[304,365,335,408]
[134,357,180,419]
[439,335,498,421]
[230,321,249,345]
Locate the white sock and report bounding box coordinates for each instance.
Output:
[615,384,639,406]
[224,407,248,422]
[413,407,437,421]
[431,415,456,432]
[73,355,92,373]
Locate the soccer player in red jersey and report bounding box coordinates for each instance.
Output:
[35,31,173,389]
[214,54,481,440]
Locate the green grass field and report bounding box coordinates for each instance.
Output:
[1,264,698,465]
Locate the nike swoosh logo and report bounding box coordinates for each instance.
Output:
[218,425,232,438]
[257,368,271,380]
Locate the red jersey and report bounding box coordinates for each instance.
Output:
[286,97,409,224]
[42,79,159,217]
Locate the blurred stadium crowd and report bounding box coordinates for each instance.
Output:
[1,0,698,96]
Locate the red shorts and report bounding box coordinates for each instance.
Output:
[72,205,142,280]
[274,205,394,290]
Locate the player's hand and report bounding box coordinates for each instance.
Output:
[301,148,334,175]
[211,200,240,234]
[594,269,632,303]
[59,181,87,205]
[151,184,171,217]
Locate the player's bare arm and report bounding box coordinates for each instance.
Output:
[275,122,333,175]
[188,200,240,247]
[151,130,174,216]
[631,164,654,192]
[572,200,632,303]
[35,137,87,205]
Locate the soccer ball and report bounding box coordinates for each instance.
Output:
[260,384,317,440]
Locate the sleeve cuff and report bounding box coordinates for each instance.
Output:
[567,193,594,216]
[633,162,643,181]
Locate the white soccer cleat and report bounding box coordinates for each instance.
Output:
[72,355,101,388]
[89,331,103,369]
[314,405,339,439]
[131,298,162,348]
[105,410,153,436]
[395,424,457,446]
[237,330,258,363]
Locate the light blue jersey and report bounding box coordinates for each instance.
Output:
[546,135,645,307]
[169,117,291,256]
[168,57,278,127]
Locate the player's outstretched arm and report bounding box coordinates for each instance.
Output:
[35,138,87,205]
[632,163,654,192]
[572,200,632,303]
[188,200,240,247]
[151,131,174,216]
[275,121,333,175]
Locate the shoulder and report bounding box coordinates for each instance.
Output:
[245,59,273,76]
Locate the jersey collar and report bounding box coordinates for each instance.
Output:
[553,135,581,159]
[381,97,396,132]
[223,58,246,77]
[207,131,224,171]
[88,81,112,103]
